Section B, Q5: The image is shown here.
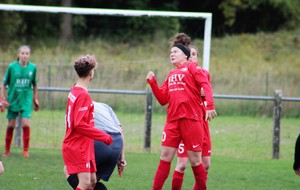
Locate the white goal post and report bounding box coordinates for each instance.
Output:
[0,3,213,70]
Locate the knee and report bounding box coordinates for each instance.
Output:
[160,151,174,162]
[176,158,188,173]
[189,156,201,167]
[63,166,69,179]
[160,146,178,162]
[202,158,211,171]
[90,178,97,188]
[79,180,93,189]
[176,164,187,173]
[7,125,15,129]
[203,163,210,171]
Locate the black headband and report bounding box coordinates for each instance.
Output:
[173,43,190,60]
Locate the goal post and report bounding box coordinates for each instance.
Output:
[0,4,213,151]
[0,3,213,70]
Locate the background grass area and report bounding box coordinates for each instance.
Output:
[0,111,299,189]
[0,30,299,116]
[1,110,299,159]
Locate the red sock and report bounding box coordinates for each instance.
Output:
[23,126,30,151]
[5,127,14,152]
[172,170,184,190]
[75,188,81,190]
[192,164,207,190]
[152,159,171,190]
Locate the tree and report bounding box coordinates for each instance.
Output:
[60,0,73,42]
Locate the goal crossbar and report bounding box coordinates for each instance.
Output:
[0,4,212,70]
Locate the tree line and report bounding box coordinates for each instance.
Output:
[1,0,299,43]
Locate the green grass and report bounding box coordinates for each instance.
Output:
[0,111,299,189]
[0,149,298,190]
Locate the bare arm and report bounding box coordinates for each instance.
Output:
[1,83,6,99]
[33,84,38,99]
[117,125,127,176]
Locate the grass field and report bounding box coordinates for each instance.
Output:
[0,149,299,190]
[0,111,299,189]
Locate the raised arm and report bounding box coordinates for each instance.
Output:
[146,71,169,106]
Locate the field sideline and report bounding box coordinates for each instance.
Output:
[0,112,299,189]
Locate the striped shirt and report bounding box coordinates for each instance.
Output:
[93,102,121,134]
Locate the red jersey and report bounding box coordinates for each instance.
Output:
[148,62,214,122]
[62,86,111,170]
[199,68,212,103]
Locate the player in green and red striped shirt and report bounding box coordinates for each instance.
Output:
[1,45,39,158]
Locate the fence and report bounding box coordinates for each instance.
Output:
[12,87,300,159]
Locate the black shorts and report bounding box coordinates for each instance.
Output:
[94,132,123,181]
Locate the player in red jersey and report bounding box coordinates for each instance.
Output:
[172,45,217,189]
[62,55,113,190]
[147,33,217,190]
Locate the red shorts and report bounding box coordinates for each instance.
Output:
[202,120,212,156]
[177,120,211,157]
[162,118,203,152]
[65,159,97,175]
[62,143,97,175]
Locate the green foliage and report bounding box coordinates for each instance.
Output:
[219,0,300,30]
[0,12,25,41]
[72,15,87,37]
[1,0,300,40]
[219,0,247,27]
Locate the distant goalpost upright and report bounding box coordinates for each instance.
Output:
[0,4,213,70]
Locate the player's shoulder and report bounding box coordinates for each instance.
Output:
[27,61,37,68]
[182,61,198,74]
[184,61,198,67]
[7,61,18,67]
[94,102,111,110]
[70,86,91,99]
[186,62,199,70]
[201,68,210,74]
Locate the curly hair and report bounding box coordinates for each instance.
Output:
[74,55,97,78]
[170,33,191,47]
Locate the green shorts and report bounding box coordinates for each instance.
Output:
[6,109,32,119]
